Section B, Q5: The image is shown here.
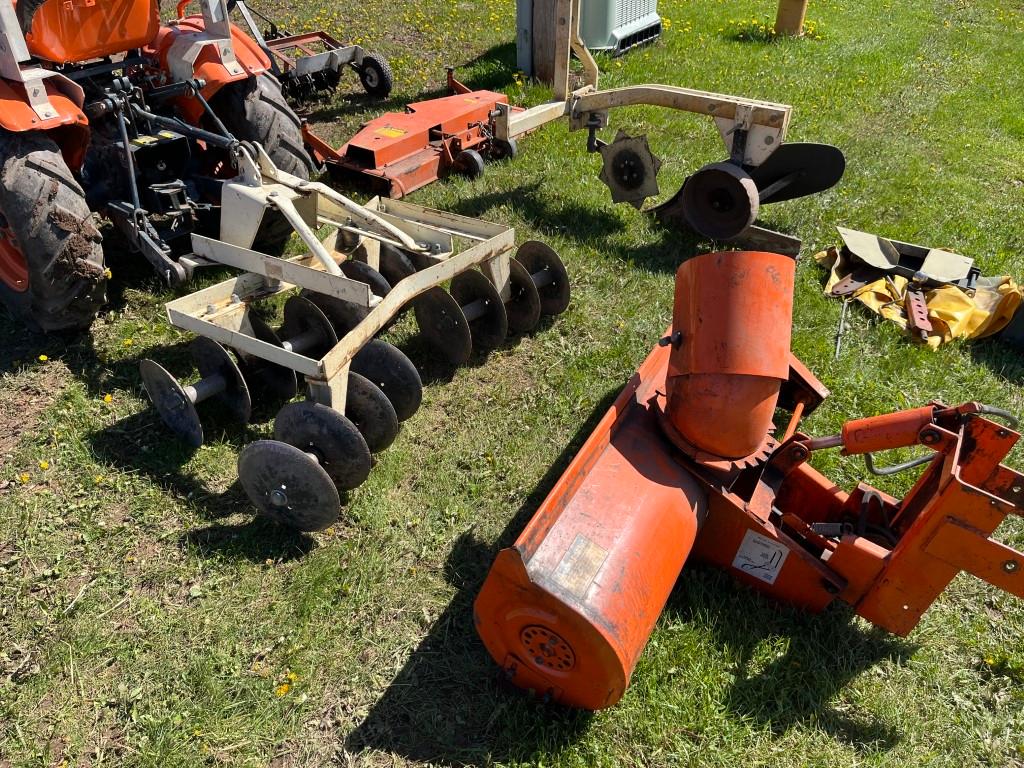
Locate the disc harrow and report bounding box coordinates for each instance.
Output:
[139,158,570,530]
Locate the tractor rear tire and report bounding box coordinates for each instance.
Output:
[0,130,106,332]
[212,74,317,255]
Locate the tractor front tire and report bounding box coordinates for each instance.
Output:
[0,130,106,332]
[212,75,317,254]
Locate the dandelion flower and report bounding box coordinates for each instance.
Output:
[38,354,48,362]
[123,339,133,346]
[19,472,29,483]
[274,683,291,696]
[103,394,113,403]
[39,460,49,470]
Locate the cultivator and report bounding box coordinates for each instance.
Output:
[228,0,393,102]
[141,146,569,530]
[475,249,1024,710]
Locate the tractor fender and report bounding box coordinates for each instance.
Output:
[150,18,271,122]
[0,76,90,171]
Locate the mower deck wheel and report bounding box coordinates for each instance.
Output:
[238,440,341,531]
[489,138,518,161]
[273,401,372,491]
[345,371,400,453]
[453,149,485,179]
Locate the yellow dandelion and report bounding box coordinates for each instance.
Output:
[286,671,299,682]
[103,393,113,403]
[123,338,133,346]
[38,460,49,470]
[274,683,291,696]
[19,472,29,483]
[103,268,113,279]
[38,354,48,362]
[94,474,104,484]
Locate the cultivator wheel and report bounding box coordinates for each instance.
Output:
[357,53,394,98]
[140,338,251,448]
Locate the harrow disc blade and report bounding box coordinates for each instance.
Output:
[341,259,392,299]
[451,269,509,350]
[748,142,846,204]
[351,339,423,422]
[301,290,366,337]
[139,359,204,448]
[282,295,339,358]
[378,243,417,287]
[414,287,473,365]
[238,440,341,532]
[274,401,372,491]
[242,312,299,401]
[505,258,542,334]
[516,241,570,316]
[345,371,400,453]
[190,337,251,425]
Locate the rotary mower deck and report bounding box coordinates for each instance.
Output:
[304,71,523,198]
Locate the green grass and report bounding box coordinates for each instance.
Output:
[3,0,1024,765]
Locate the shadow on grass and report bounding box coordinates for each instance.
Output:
[347,384,912,763]
[970,337,1024,386]
[665,566,912,750]
[445,184,709,274]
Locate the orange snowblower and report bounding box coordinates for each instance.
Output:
[475,249,1024,710]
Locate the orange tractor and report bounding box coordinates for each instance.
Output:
[0,0,389,330]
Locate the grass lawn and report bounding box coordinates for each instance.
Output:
[3,0,1024,765]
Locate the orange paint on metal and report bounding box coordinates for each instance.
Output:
[150,19,270,122]
[0,78,86,133]
[666,251,794,459]
[840,406,936,455]
[474,340,707,710]
[22,0,159,63]
[0,225,28,293]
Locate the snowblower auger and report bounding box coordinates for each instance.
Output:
[475,249,1023,710]
[141,144,570,532]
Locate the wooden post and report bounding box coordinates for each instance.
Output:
[532,0,572,94]
[774,0,808,36]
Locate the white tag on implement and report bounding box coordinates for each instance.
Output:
[732,529,789,585]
